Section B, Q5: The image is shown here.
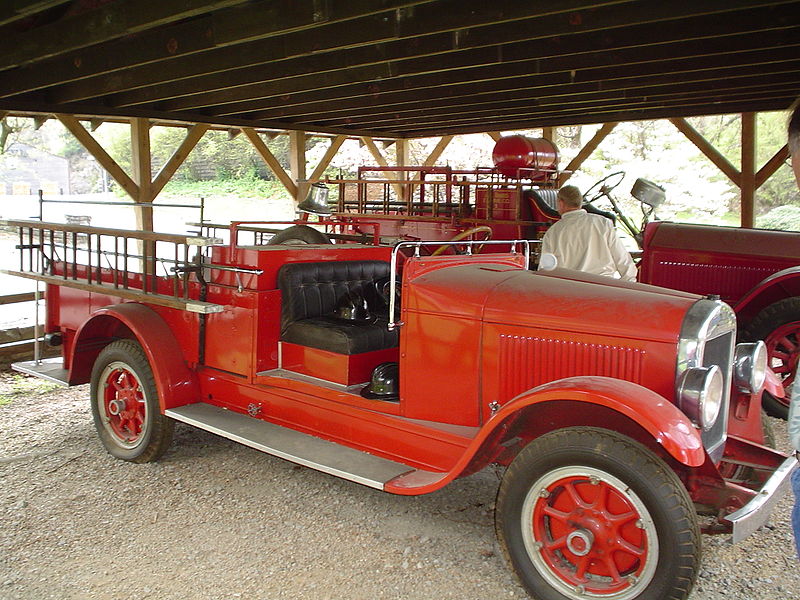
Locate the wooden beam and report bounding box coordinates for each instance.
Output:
[0,0,249,70]
[541,127,555,141]
[307,135,346,183]
[422,136,453,167]
[755,144,790,189]
[361,137,404,199]
[670,117,741,186]
[0,291,40,306]
[485,132,502,142]
[740,112,756,228]
[151,123,210,198]
[560,122,617,185]
[56,114,139,199]
[243,127,297,198]
[0,1,70,28]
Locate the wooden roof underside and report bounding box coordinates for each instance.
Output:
[1,0,799,138]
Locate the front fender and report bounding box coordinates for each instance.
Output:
[70,303,198,411]
[734,266,800,322]
[385,376,705,495]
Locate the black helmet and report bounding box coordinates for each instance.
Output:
[360,362,400,401]
[335,291,372,321]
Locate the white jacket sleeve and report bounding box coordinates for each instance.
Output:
[606,225,637,282]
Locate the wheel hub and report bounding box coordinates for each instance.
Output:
[565,529,594,557]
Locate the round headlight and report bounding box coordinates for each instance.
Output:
[733,341,767,393]
[678,365,724,430]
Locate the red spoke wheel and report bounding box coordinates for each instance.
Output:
[496,428,699,600]
[742,297,800,419]
[90,339,174,463]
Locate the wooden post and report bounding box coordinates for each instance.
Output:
[131,117,154,232]
[741,112,756,228]
[289,130,307,204]
[395,138,409,203]
[559,122,617,186]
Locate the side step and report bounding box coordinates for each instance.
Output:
[165,403,426,490]
[12,358,70,387]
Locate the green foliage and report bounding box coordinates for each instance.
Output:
[161,176,289,198]
[755,205,800,231]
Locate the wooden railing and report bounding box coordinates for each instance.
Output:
[0,219,224,314]
[0,291,55,366]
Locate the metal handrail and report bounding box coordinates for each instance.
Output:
[387,239,532,330]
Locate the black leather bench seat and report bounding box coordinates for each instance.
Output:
[278,260,399,355]
[281,316,396,355]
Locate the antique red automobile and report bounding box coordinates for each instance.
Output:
[2,215,796,600]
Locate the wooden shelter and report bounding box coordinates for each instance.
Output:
[1,0,799,227]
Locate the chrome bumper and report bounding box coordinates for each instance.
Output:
[724,454,799,543]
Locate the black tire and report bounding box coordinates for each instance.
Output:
[266,225,331,245]
[90,339,174,463]
[741,297,800,419]
[495,427,699,600]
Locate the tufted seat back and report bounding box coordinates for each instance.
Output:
[277,260,399,355]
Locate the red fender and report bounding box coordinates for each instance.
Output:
[69,303,198,411]
[386,376,704,495]
[733,266,800,322]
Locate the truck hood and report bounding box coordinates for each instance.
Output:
[405,264,697,344]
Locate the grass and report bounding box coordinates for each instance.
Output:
[0,374,59,406]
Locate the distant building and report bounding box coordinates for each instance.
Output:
[0,143,70,196]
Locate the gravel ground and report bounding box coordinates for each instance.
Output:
[1,371,798,600]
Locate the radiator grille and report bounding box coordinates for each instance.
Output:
[498,334,644,401]
[650,261,775,301]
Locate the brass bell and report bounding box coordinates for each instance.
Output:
[297,183,332,215]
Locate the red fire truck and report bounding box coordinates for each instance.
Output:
[2,216,796,600]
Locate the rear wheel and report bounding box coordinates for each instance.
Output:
[496,428,699,600]
[267,224,331,245]
[90,339,174,463]
[742,297,800,419]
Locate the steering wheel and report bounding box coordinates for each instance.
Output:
[431,226,493,256]
[583,171,626,204]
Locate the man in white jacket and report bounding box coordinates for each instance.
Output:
[540,185,637,281]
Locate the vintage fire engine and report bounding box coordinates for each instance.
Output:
[2,215,797,600]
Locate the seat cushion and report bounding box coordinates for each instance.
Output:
[282,316,398,355]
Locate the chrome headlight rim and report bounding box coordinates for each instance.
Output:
[733,341,768,394]
[678,365,724,431]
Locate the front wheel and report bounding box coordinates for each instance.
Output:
[90,339,174,463]
[495,428,699,600]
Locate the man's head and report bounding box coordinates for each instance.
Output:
[789,98,800,187]
[557,185,584,214]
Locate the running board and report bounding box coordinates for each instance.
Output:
[12,357,70,387]
[165,403,425,490]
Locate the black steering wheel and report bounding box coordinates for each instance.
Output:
[583,171,626,204]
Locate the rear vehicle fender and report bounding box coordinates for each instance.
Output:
[386,376,705,494]
[68,303,198,410]
[734,266,800,323]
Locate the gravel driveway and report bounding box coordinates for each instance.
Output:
[1,371,798,600]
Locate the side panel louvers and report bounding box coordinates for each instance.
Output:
[498,334,645,401]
